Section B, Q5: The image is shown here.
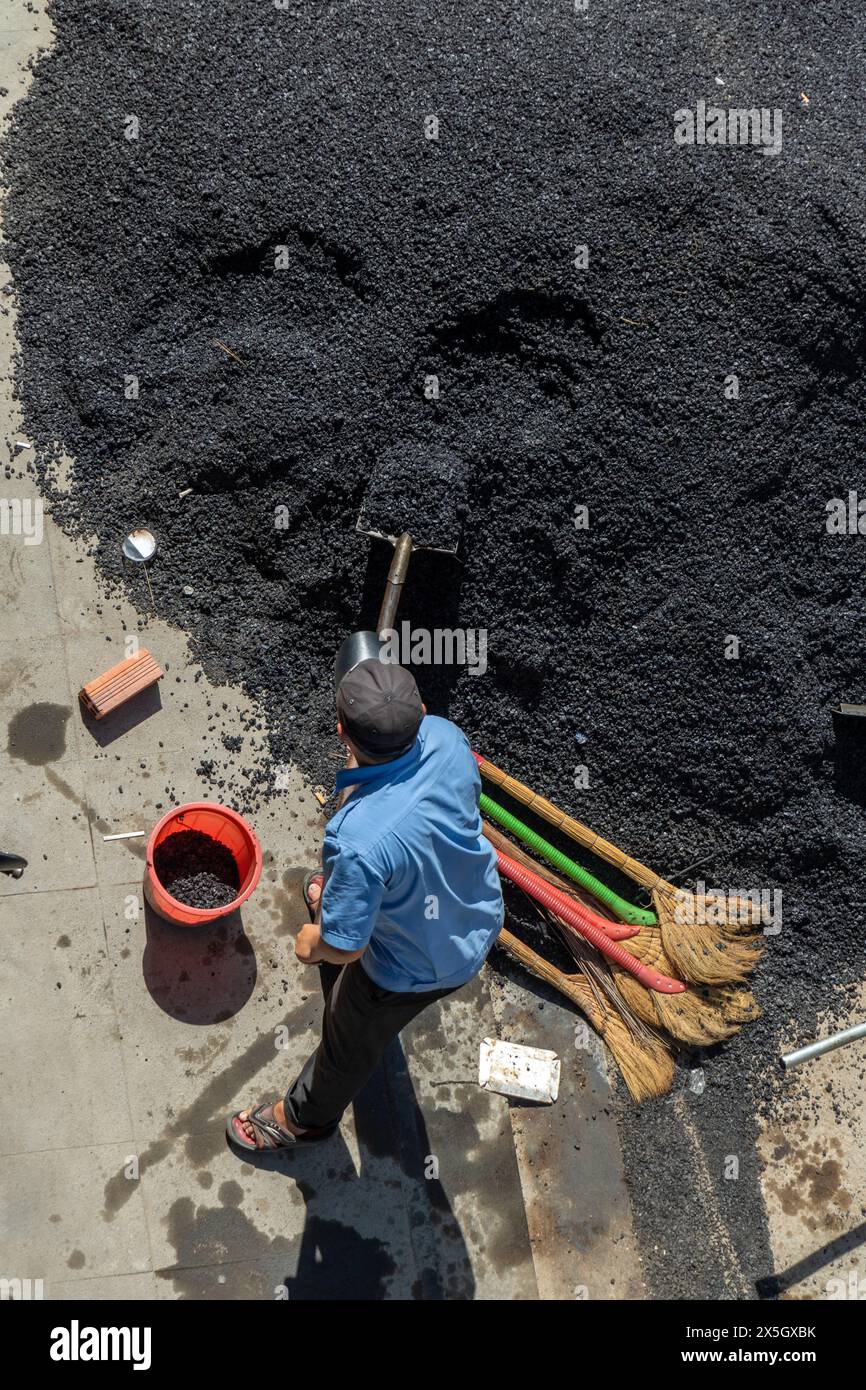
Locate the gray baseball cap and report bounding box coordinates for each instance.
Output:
[336,658,423,761]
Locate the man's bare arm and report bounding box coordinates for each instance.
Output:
[296,750,365,964]
[295,920,365,965]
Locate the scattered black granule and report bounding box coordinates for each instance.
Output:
[359,441,467,551]
[4,0,866,1302]
[154,829,240,909]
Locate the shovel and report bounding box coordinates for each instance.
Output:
[0,850,27,879]
[356,441,467,637]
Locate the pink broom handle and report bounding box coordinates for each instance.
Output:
[589,920,639,942]
[495,849,687,995]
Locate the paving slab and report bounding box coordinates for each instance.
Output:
[398,971,539,1300]
[154,1258,297,1301]
[142,1128,418,1298]
[0,1013,132,1157]
[46,1272,159,1302]
[488,959,645,1300]
[64,623,255,763]
[0,758,96,897]
[0,885,114,1020]
[100,878,318,1141]
[100,881,432,1298]
[756,983,866,1301]
[154,1254,384,1301]
[49,524,320,801]
[0,466,60,640]
[1,632,83,767]
[0,882,129,1157]
[82,746,222,887]
[83,754,321,892]
[0,1144,151,1283]
[47,519,141,638]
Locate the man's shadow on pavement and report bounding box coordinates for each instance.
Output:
[230,1039,475,1300]
[289,1039,474,1300]
[233,964,475,1300]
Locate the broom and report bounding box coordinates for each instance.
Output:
[495,847,686,993]
[496,927,675,1102]
[486,821,761,1047]
[484,820,620,920]
[481,791,655,928]
[514,883,680,1063]
[611,944,761,1045]
[476,752,763,987]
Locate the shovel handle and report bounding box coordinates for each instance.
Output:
[377,533,414,638]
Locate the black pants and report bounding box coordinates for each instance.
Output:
[283,960,457,1131]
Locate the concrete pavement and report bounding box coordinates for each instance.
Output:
[0,7,642,1301]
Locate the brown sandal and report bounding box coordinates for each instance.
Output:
[226,1102,333,1152]
[302,870,324,918]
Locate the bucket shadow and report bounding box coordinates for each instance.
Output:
[141,901,256,1023]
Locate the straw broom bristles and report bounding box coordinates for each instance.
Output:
[497,927,675,1102]
[654,981,760,1046]
[574,977,676,1103]
[476,756,765,986]
[487,821,762,1047]
[543,910,656,1039]
[502,879,679,1097]
[550,912,761,1047]
[613,962,760,1046]
[649,883,764,987]
[589,920,761,1046]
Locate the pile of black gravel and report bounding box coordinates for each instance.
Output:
[153,828,240,910]
[4,0,866,1298]
[359,441,467,551]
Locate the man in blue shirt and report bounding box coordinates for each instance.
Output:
[228,657,503,1151]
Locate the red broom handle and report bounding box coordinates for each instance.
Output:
[495,849,686,995]
[589,920,638,942]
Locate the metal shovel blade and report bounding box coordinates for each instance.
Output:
[356,441,467,555]
[0,850,27,879]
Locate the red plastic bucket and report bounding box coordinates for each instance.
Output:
[144,801,262,926]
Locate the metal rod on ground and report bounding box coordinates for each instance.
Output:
[142,564,156,615]
[780,1021,866,1070]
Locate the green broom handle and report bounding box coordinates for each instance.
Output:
[480,792,657,928]
[473,751,670,895]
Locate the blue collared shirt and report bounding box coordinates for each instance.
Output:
[319,715,504,992]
